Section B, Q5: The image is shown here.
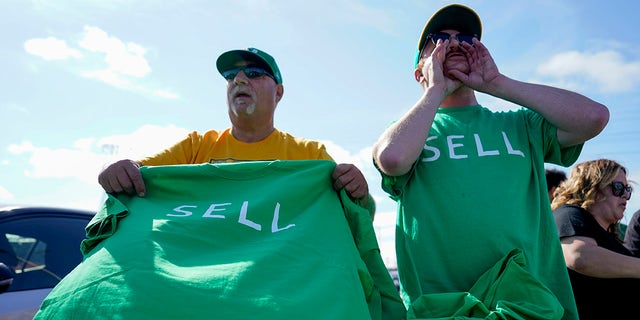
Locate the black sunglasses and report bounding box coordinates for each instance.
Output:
[222,66,274,81]
[610,181,633,198]
[418,32,478,62]
[428,32,477,46]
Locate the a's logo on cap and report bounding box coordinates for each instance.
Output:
[249,48,258,54]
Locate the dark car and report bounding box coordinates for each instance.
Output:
[0,205,94,319]
[388,267,400,292]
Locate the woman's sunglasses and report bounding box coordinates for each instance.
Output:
[610,181,633,198]
[222,66,275,82]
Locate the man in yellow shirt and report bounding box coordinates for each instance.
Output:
[98,47,373,214]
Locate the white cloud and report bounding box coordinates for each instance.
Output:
[5,125,188,185]
[8,143,107,184]
[536,50,640,93]
[96,124,190,159]
[77,26,176,99]
[23,26,178,100]
[23,37,83,60]
[321,140,368,167]
[7,141,36,154]
[0,185,15,201]
[79,26,151,78]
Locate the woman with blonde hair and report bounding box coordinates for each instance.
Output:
[552,159,637,320]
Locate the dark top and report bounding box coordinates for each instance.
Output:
[624,209,640,256]
[554,204,640,320]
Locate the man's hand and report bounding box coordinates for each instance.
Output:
[451,39,501,92]
[331,163,369,200]
[421,39,463,95]
[331,163,375,218]
[98,159,146,197]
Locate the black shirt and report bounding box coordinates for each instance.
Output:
[554,204,640,320]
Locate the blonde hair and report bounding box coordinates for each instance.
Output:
[551,159,627,237]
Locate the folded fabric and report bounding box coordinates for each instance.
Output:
[34,160,405,320]
[81,195,129,254]
[407,248,563,319]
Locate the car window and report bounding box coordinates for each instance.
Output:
[0,215,89,292]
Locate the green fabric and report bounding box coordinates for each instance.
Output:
[35,160,405,320]
[339,189,407,320]
[380,105,580,320]
[407,249,564,319]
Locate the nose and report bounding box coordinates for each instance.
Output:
[233,71,249,85]
[448,35,462,49]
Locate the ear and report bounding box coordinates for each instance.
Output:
[275,84,284,103]
[414,67,425,84]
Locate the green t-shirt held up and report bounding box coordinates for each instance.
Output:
[35,160,405,320]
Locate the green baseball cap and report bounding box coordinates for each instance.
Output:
[216,47,283,84]
[414,4,482,68]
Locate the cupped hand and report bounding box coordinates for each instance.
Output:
[421,39,463,96]
[449,39,501,92]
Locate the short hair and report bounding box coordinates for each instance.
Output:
[545,169,567,192]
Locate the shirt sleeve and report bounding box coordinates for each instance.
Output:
[554,205,594,239]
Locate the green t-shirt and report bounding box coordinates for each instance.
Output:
[380,105,580,320]
[35,160,404,320]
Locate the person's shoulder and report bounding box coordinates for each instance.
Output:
[554,204,593,227]
[191,128,230,141]
[274,129,322,145]
[554,204,589,221]
[554,204,584,214]
[272,129,331,160]
[199,128,229,136]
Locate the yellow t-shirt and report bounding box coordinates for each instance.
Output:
[140,128,333,166]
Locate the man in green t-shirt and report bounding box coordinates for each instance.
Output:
[372,4,609,320]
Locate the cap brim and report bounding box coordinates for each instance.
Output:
[216,50,273,76]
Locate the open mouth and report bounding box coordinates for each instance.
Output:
[446,52,465,59]
[234,92,250,99]
[232,88,252,100]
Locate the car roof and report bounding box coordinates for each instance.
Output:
[0,205,95,221]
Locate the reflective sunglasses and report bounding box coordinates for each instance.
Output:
[428,32,477,45]
[222,66,274,81]
[610,181,633,198]
[418,32,478,62]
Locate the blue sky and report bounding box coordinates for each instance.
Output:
[2,0,640,267]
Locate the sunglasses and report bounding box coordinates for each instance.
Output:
[418,32,478,62]
[428,32,477,46]
[222,66,274,81]
[610,181,633,198]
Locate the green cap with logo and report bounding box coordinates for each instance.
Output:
[216,47,283,84]
[414,4,482,68]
